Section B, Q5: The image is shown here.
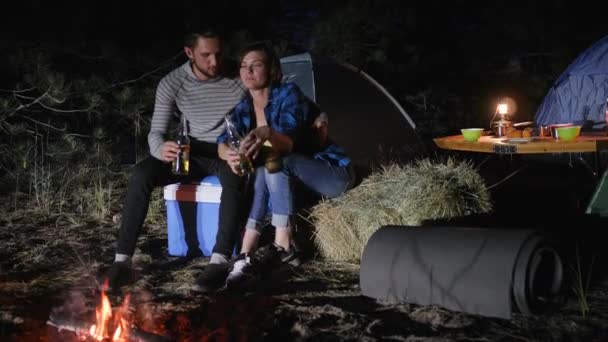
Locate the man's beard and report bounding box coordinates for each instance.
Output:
[194,63,219,79]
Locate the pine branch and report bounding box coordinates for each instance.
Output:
[45,93,67,104]
[38,101,97,114]
[0,86,37,93]
[13,93,38,101]
[8,90,50,116]
[106,50,183,89]
[17,115,66,132]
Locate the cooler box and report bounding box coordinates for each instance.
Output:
[164,175,222,257]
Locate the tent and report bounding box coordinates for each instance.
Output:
[586,166,608,217]
[534,35,608,128]
[280,53,421,172]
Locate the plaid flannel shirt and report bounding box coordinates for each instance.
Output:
[217,82,351,167]
[217,82,307,144]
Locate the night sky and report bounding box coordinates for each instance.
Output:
[3,1,289,51]
[4,1,605,52]
[2,0,606,124]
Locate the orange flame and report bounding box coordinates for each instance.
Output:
[88,279,131,341]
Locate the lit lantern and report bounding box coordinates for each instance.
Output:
[492,101,513,137]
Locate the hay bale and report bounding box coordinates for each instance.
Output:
[310,157,492,262]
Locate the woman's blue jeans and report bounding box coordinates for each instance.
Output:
[246,153,355,233]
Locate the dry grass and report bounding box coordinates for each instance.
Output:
[0,172,174,301]
[146,188,168,233]
[1,182,607,341]
[310,157,493,262]
[0,210,117,293]
[158,259,208,295]
[289,260,359,284]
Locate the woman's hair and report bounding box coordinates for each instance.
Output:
[237,41,283,86]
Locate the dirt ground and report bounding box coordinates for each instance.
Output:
[1,202,608,341]
[1,150,608,341]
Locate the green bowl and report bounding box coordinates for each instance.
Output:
[556,126,581,141]
[461,128,484,142]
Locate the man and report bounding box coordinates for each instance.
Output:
[100,27,247,293]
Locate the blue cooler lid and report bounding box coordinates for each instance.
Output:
[201,175,220,186]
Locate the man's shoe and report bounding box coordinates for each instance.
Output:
[192,263,230,293]
[225,253,259,290]
[98,261,132,292]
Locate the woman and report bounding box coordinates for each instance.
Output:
[216,41,308,288]
[217,42,356,289]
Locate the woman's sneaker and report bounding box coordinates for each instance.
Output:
[225,253,259,290]
[278,245,301,267]
[255,243,301,275]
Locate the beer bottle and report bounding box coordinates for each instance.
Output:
[224,116,254,176]
[172,115,190,175]
[263,140,282,173]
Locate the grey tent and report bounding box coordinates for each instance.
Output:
[586,167,608,217]
[280,53,421,171]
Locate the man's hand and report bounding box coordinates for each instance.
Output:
[250,126,272,141]
[161,141,180,162]
[242,126,271,160]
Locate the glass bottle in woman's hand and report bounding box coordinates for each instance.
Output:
[224,116,254,176]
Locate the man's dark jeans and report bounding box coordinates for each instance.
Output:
[116,141,247,257]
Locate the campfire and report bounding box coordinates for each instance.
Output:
[46,280,169,342]
[88,281,131,341]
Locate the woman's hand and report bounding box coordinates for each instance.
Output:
[227,149,243,175]
[161,141,180,162]
[219,143,244,175]
[311,119,329,148]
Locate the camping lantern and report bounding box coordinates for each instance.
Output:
[492,102,513,137]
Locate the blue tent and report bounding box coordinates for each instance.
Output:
[534,35,608,128]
